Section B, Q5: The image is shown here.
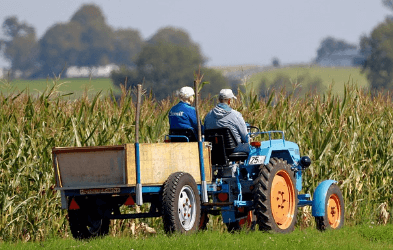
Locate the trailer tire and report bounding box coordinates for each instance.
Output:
[162,172,201,233]
[253,157,298,233]
[315,184,344,231]
[68,207,110,239]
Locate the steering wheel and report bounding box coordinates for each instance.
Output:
[247,125,260,138]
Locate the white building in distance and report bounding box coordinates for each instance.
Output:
[65,64,119,78]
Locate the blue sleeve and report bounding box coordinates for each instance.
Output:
[187,106,198,130]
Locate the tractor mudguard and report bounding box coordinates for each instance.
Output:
[312,180,337,217]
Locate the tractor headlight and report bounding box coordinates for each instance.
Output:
[300,156,311,169]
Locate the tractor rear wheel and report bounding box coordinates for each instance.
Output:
[162,172,201,233]
[315,184,344,230]
[253,157,298,233]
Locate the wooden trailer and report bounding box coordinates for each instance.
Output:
[53,142,212,189]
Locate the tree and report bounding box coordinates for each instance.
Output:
[37,4,144,78]
[38,22,83,76]
[148,27,197,47]
[133,42,204,99]
[65,4,114,67]
[37,4,115,77]
[272,57,280,67]
[0,16,39,78]
[111,29,143,67]
[315,37,356,63]
[147,27,206,63]
[110,27,227,99]
[383,0,393,11]
[361,19,393,91]
[198,68,229,98]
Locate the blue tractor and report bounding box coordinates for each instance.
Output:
[168,125,344,233]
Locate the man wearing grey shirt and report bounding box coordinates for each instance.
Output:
[204,89,250,153]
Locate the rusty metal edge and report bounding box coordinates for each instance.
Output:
[52,145,126,154]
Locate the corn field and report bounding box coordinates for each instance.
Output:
[0,79,392,242]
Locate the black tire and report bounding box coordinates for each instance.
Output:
[162,172,201,233]
[253,157,298,233]
[68,208,110,239]
[315,184,344,231]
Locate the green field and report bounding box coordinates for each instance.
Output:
[248,66,368,95]
[1,68,393,243]
[0,77,119,98]
[0,66,369,98]
[1,224,392,249]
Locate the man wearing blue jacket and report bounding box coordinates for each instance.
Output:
[204,89,250,153]
[169,86,201,140]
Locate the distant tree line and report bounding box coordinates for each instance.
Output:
[0,5,142,78]
[0,4,228,99]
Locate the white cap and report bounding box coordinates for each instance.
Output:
[179,86,195,98]
[219,89,237,99]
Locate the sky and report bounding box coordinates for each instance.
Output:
[0,0,391,68]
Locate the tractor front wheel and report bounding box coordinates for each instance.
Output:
[315,184,344,230]
[253,157,298,233]
[162,172,201,233]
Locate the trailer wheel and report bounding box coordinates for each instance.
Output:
[253,157,298,233]
[162,172,201,233]
[315,184,344,231]
[68,207,110,239]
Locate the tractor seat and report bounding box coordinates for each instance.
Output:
[169,128,197,142]
[205,128,249,165]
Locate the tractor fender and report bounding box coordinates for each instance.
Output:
[311,180,337,217]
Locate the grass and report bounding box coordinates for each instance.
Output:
[0,77,119,98]
[1,224,393,249]
[247,66,368,96]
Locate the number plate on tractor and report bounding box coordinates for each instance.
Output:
[249,156,266,165]
[80,188,121,195]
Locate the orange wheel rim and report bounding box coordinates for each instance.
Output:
[246,210,253,227]
[271,170,296,229]
[327,194,341,228]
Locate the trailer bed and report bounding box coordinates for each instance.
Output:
[53,142,212,190]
